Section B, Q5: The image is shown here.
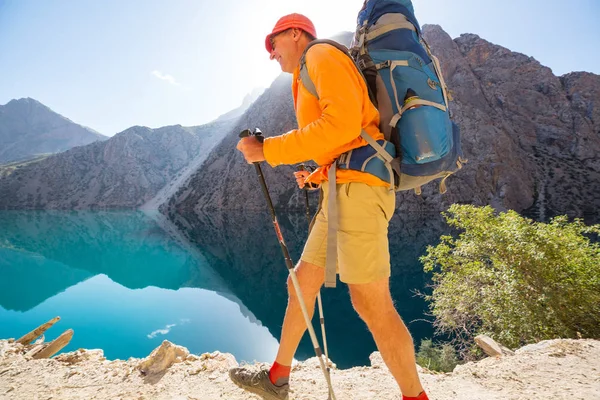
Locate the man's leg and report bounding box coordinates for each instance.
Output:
[229,260,325,399]
[275,260,325,366]
[348,277,424,397]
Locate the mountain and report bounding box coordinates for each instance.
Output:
[1,27,598,220]
[163,26,600,223]
[0,119,235,209]
[0,98,107,164]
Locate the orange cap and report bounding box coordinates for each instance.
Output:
[265,13,317,53]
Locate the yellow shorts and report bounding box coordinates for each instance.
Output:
[300,182,395,284]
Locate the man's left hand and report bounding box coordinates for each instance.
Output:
[236,136,266,164]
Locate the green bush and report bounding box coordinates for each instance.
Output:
[421,205,600,358]
[416,339,459,372]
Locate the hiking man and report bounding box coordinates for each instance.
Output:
[233,13,429,400]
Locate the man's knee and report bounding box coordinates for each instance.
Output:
[286,260,325,300]
[349,278,396,323]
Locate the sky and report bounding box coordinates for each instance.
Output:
[0,0,599,136]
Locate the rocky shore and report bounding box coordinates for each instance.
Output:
[1,338,598,399]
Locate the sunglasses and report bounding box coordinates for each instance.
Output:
[270,28,293,51]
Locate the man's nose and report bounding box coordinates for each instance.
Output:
[269,50,276,61]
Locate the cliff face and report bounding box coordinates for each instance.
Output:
[0,120,234,209]
[165,26,599,222]
[436,28,600,219]
[0,98,106,164]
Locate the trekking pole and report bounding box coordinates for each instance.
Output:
[239,128,336,400]
[298,164,331,372]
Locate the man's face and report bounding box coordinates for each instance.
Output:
[269,29,299,73]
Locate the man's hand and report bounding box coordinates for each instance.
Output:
[293,170,310,189]
[236,136,265,164]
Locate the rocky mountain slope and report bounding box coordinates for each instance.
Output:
[165,26,600,222]
[1,27,598,219]
[0,98,106,164]
[0,92,265,209]
[1,338,598,399]
[161,73,300,213]
[0,120,234,209]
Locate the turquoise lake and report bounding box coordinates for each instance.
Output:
[0,209,446,369]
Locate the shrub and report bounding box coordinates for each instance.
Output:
[421,205,600,358]
[416,339,459,372]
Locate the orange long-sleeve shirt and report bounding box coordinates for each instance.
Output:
[263,43,388,187]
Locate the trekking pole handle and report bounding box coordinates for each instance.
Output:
[298,164,316,173]
[238,128,264,143]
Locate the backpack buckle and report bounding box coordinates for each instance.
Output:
[338,152,349,166]
[376,60,391,70]
[427,78,438,90]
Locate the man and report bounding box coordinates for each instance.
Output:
[233,13,429,400]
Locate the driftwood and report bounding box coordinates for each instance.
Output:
[32,329,74,359]
[16,317,60,345]
[24,344,46,358]
[13,317,74,359]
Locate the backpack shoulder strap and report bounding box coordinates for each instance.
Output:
[299,39,354,100]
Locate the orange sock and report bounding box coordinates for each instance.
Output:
[403,392,429,400]
[269,361,291,386]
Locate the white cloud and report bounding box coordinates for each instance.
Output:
[151,70,181,86]
[147,323,176,339]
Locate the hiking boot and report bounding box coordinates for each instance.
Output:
[229,367,289,400]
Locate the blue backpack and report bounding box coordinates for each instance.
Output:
[299,0,466,195]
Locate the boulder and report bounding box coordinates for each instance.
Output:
[137,340,189,376]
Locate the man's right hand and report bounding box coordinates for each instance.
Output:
[293,170,310,189]
[236,136,265,164]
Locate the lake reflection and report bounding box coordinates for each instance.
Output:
[0,210,278,363]
[167,207,449,368]
[0,208,448,368]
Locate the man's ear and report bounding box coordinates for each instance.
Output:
[291,28,302,41]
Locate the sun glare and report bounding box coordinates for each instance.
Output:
[239,0,366,94]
